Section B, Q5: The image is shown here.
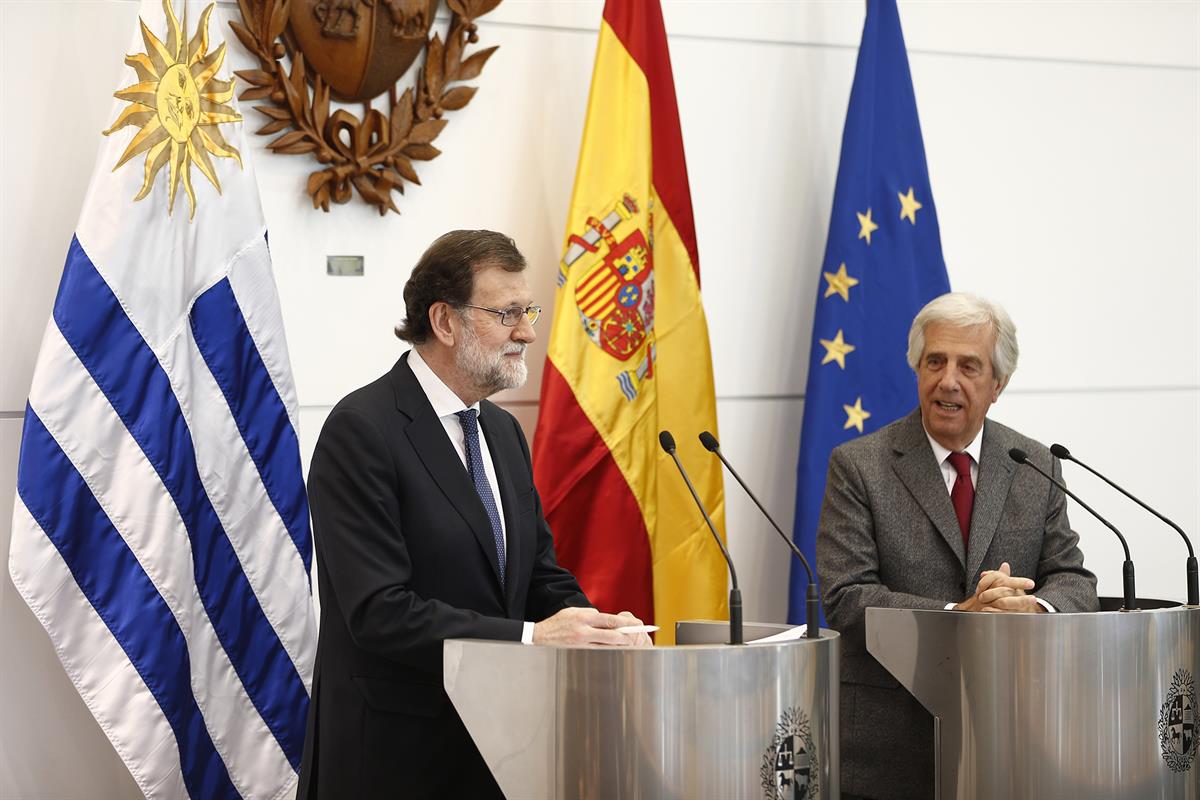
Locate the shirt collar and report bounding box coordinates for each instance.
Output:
[407,347,481,418]
[923,422,984,466]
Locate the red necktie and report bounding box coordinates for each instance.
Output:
[948,452,974,546]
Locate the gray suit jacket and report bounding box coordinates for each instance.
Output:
[817,410,1098,800]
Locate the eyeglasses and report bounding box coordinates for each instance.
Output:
[459,303,542,327]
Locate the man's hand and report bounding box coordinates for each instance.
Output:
[533,606,642,646]
[614,611,654,646]
[954,562,1044,613]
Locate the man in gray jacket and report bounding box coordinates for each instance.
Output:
[817,292,1099,800]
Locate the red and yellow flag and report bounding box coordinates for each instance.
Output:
[533,0,725,645]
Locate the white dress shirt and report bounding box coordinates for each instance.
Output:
[924,428,981,495]
[407,348,536,642]
[924,425,1055,612]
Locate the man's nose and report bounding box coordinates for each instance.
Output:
[938,366,960,391]
[512,314,536,344]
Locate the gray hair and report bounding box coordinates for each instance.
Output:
[906,292,1019,383]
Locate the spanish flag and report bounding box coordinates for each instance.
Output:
[533,0,725,645]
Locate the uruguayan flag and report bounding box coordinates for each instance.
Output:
[8,1,315,797]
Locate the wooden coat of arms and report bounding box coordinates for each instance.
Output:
[230,0,501,214]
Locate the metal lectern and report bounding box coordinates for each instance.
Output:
[867,606,1200,799]
[444,621,840,799]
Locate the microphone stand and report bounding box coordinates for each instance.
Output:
[700,431,821,638]
[1010,448,1137,611]
[1052,443,1198,606]
[660,431,742,644]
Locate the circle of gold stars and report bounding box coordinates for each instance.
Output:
[819,329,855,370]
[843,397,871,433]
[823,263,859,302]
[856,208,878,245]
[898,186,922,224]
[821,186,926,434]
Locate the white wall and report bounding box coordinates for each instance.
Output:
[2,0,1197,796]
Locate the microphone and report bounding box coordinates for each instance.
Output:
[699,431,822,639]
[1051,443,1197,606]
[659,430,743,644]
[1008,448,1136,611]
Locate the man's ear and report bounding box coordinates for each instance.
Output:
[428,302,457,347]
[993,374,1009,402]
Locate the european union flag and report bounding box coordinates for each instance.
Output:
[788,0,950,625]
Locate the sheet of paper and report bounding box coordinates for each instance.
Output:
[749,625,807,644]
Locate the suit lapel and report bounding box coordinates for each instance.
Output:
[890,411,966,569]
[391,355,505,593]
[965,419,1015,579]
[478,403,521,613]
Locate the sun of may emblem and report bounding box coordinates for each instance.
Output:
[104,0,242,219]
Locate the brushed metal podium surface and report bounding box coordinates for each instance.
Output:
[444,622,839,799]
[867,606,1200,799]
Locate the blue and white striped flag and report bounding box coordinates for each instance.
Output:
[8,1,315,797]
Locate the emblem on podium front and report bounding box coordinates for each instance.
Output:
[761,707,819,799]
[1159,668,1197,773]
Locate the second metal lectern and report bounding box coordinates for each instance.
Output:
[867,606,1199,799]
[444,621,840,799]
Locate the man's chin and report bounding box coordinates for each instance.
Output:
[922,411,962,443]
[489,364,528,393]
[504,360,528,387]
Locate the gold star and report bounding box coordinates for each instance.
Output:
[843,396,871,433]
[856,208,878,245]
[823,263,860,302]
[898,187,923,225]
[819,329,856,369]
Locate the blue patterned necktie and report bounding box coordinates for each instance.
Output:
[455,409,505,586]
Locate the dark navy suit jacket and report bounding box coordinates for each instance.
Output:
[298,353,587,798]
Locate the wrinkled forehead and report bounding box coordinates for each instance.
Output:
[921,321,996,360]
[469,262,530,305]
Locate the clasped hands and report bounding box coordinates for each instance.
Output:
[533,606,653,646]
[954,561,1045,613]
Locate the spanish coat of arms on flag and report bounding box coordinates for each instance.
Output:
[533,0,727,645]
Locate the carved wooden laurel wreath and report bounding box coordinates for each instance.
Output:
[230,0,501,215]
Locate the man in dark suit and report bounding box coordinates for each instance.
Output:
[298,230,645,799]
[816,292,1099,800]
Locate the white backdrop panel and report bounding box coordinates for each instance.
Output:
[491,0,1200,68]
[994,388,1200,603]
[677,32,856,401]
[0,1,138,408]
[923,55,1200,393]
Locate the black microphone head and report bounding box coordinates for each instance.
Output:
[698,431,719,452]
[658,430,676,454]
[1008,447,1028,464]
[1050,443,1071,459]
